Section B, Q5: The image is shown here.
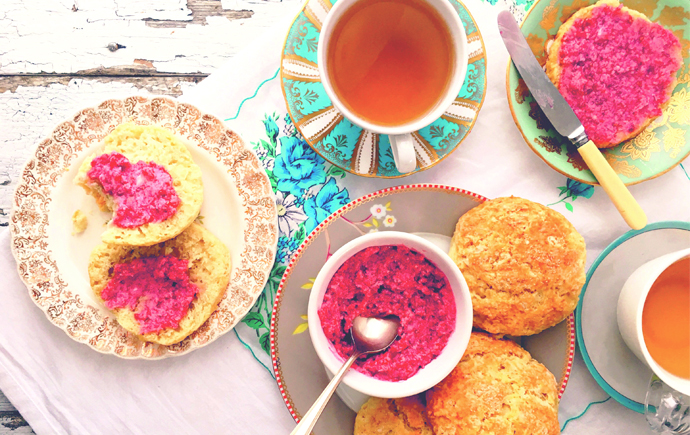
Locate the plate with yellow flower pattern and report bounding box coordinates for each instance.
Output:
[507,0,690,185]
[270,184,576,433]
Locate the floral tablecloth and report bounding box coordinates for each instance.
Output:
[0,0,687,433]
[182,0,690,432]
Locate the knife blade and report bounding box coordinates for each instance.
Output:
[497,10,584,141]
[497,10,647,230]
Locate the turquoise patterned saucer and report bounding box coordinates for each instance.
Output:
[280,0,487,178]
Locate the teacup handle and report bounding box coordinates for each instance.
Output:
[645,374,690,434]
[389,134,417,174]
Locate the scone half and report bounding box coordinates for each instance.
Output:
[75,123,204,246]
[88,222,230,346]
[545,0,682,148]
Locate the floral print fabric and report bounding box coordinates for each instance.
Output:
[238,113,349,354]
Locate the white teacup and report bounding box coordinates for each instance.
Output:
[617,247,690,395]
[317,0,468,174]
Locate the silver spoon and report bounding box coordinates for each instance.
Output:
[290,315,401,435]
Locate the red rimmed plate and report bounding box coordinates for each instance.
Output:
[270,184,575,432]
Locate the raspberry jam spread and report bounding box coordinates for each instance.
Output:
[318,245,456,382]
[87,152,181,228]
[557,4,682,146]
[101,256,198,334]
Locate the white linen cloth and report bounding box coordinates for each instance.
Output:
[0,229,296,434]
[1,0,688,433]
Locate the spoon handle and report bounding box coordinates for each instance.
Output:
[290,352,360,435]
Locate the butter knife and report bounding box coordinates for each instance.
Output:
[498,10,647,230]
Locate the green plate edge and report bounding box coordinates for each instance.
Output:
[507,0,690,186]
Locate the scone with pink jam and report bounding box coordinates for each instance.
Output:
[88,222,230,345]
[75,123,203,246]
[546,0,682,148]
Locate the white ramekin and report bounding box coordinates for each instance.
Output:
[307,231,472,398]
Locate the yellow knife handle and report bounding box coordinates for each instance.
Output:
[577,141,647,230]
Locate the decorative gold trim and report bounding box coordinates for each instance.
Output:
[9,96,279,359]
[467,32,485,64]
[296,106,344,144]
[279,0,489,179]
[281,55,321,83]
[441,98,480,126]
[351,129,379,175]
[303,0,333,31]
[504,0,690,186]
[411,132,440,166]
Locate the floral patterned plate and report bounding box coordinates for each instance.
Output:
[280,0,487,178]
[507,0,690,185]
[10,96,278,359]
[270,184,575,433]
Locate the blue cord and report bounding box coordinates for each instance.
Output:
[233,329,275,380]
[561,396,612,432]
[224,68,281,122]
[680,163,689,182]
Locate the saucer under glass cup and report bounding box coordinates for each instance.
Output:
[617,248,690,434]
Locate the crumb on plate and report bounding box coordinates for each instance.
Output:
[72,210,88,235]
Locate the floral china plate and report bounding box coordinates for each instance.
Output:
[507,0,690,185]
[10,96,278,359]
[280,0,487,178]
[576,221,690,413]
[270,184,575,433]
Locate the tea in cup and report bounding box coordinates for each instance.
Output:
[617,247,690,394]
[318,0,468,174]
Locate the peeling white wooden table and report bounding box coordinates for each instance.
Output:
[0,0,299,432]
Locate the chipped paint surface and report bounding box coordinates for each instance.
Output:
[0,79,197,226]
[0,412,33,434]
[0,0,298,226]
[0,0,301,73]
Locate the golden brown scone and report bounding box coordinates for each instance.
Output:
[545,0,681,148]
[355,396,432,435]
[75,123,204,246]
[449,197,585,336]
[426,332,560,435]
[88,222,230,345]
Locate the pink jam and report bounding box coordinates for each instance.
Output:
[558,4,682,146]
[101,256,198,334]
[87,152,181,228]
[318,245,456,382]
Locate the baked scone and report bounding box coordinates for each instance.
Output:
[88,222,230,345]
[546,0,682,148]
[355,396,432,435]
[75,123,204,246]
[448,197,585,336]
[426,332,560,435]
